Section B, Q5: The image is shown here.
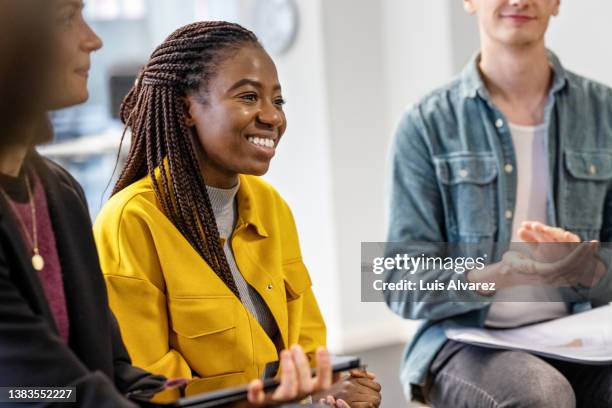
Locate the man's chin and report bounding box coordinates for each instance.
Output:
[498,29,545,47]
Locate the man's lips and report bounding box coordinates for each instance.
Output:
[501,14,536,22]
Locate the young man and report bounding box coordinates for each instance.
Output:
[0,1,332,406]
[385,0,612,406]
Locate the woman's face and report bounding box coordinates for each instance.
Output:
[48,0,103,110]
[186,44,287,188]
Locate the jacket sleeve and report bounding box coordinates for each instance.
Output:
[279,201,326,363]
[94,201,193,381]
[110,311,167,396]
[384,108,490,321]
[46,156,172,393]
[296,286,327,364]
[0,240,139,408]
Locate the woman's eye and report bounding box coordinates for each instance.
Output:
[240,94,258,102]
[275,98,286,107]
[58,13,76,27]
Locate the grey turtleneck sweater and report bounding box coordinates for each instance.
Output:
[206,182,279,345]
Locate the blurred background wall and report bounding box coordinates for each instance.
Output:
[38,1,612,405]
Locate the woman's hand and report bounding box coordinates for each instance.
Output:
[246,346,332,406]
[316,369,382,408]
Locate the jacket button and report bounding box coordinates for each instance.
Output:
[589,164,597,175]
[458,169,469,178]
[495,119,504,128]
[505,210,513,220]
[504,164,514,173]
[267,283,273,290]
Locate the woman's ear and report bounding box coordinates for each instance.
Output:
[182,96,196,127]
[463,0,476,15]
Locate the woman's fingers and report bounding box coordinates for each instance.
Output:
[347,369,375,380]
[255,346,334,405]
[272,349,298,400]
[246,379,265,405]
[313,347,332,390]
[349,377,382,392]
[291,345,313,395]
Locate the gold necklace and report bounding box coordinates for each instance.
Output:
[0,175,44,271]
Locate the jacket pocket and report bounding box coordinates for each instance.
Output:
[283,259,312,301]
[168,296,240,376]
[563,149,612,231]
[434,153,499,239]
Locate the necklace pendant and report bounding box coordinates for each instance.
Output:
[32,254,45,271]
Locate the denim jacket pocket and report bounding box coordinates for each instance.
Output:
[563,149,612,231]
[435,153,498,239]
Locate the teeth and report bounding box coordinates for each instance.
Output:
[248,137,274,148]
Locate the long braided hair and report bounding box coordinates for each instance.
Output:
[113,21,261,298]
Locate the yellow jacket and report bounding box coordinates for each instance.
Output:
[93,174,326,395]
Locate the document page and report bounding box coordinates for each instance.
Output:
[445,305,612,364]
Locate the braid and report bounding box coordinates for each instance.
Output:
[114,21,260,299]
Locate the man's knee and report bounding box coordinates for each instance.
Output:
[502,358,576,408]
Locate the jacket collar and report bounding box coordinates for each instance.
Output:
[460,49,569,100]
[153,161,270,238]
[236,175,268,238]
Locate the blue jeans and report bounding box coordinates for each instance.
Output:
[427,341,612,408]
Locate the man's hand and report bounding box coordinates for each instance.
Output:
[501,242,599,287]
[246,346,332,406]
[516,221,604,287]
[516,221,581,264]
[518,221,581,244]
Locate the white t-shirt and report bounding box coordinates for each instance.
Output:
[485,123,569,328]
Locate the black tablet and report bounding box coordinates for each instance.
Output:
[133,355,361,408]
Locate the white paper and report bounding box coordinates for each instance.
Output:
[445,305,612,364]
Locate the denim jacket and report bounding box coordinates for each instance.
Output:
[385,51,612,401]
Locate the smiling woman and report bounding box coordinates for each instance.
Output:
[183,46,287,188]
[93,21,381,407]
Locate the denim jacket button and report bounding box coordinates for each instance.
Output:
[505,210,513,220]
[504,164,514,173]
[495,118,504,128]
[459,169,469,178]
[589,164,597,175]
